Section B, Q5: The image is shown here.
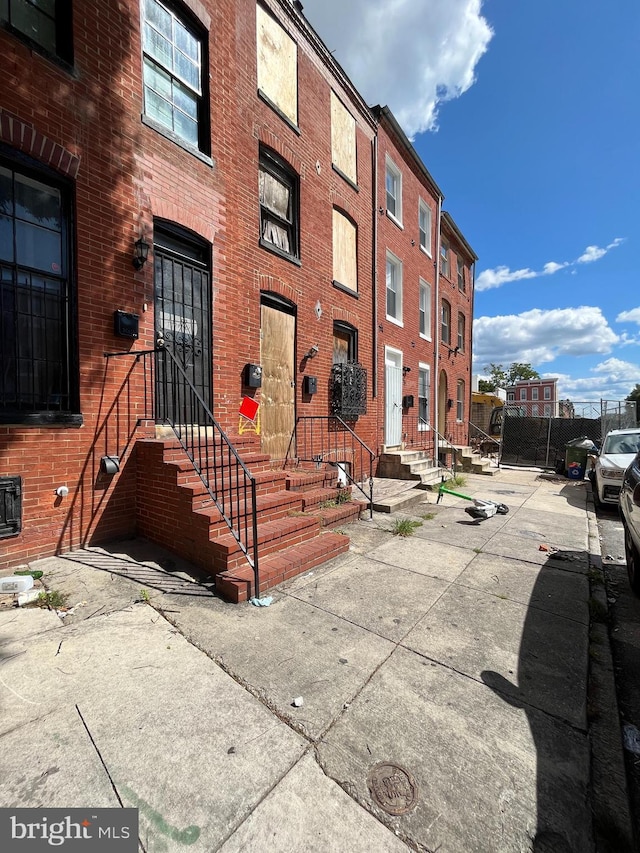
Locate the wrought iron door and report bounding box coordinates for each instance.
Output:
[154,228,211,422]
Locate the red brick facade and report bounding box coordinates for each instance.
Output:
[0,0,476,570]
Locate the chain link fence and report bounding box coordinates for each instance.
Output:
[500,400,638,469]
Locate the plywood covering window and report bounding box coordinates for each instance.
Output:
[256,3,297,127]
[331,92,356,185]
[332,210,357,293]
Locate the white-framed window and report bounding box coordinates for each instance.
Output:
[419,279,431,340]
[386,251,403,324]
[143,0,208,152]
[457,256,465,291]
[418,199,432,255]
[544,404,551,417]
[507,392,515,402]
[544,386,551,400]
[418,364,430,429]
[520,388,527,401]
[457,312,465,351]
[532,404,539,417]
[456,379,465,422]
[385,157,402,225]
[441,299,451,345]
[532,387,539,401]
[440,238,450,278]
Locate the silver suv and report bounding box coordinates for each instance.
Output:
[593,428,640,507]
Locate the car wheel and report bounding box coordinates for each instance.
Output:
[624,523,640,597]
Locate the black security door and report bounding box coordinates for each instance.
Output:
[154,224,212,421]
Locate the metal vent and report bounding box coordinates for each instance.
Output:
[0,477,22,539]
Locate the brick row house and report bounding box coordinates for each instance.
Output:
[0,0,476,599]
[507,379,560,418]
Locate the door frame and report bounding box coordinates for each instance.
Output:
[259,291,297,460]
[384,346,403,449]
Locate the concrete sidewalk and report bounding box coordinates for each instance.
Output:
[0,469,634,852]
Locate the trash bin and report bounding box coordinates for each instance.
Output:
[564,437,596,480]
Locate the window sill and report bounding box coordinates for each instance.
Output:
[386,211,404,230]
[419,333,432,342]
[259,239,302,267]
[257,90,301,135]
[331,164,359,192]
[386,315,404,328]
[0,22,76,75]
[332,280,358,298]
[141,115,214,167]
[420,245,432,258]
[0,412,83,427]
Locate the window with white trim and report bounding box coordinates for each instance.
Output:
[544,404,551,417]
[456,379,465,422]
[532,387,538,401]
[418,199,432,255]
[441,299,451,346]
[419,279,431,340]
[440,238,450,278]
[418,364,430,430]
[532,404,539,416]
[385,157,402,224]
[142,0,208,152]
[544,386,551,400]
[520,388,527,401]
[386,251,402,324]
[457,256,465,291]
[457,312,465,352]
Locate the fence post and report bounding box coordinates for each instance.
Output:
[544,415,552,469]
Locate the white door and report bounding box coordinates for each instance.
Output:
[385,348,403,447]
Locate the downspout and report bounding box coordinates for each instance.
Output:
[372,133,378,400]
[469,259,476,447]
[433,195,443,464]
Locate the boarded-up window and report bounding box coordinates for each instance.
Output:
[332,210,357,292]
[256,4,297,126]
[331,92,356,184]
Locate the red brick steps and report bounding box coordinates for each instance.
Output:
[135,439,361,602]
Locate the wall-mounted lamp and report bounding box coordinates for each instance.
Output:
[304,344,320,359]
[132,236,150,270]
[100,455,121,476]
[402,366,411,374]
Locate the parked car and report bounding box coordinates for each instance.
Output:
[620,448,640,595]
[593,428,640,507]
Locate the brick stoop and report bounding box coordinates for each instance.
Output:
[135,438,359,602]
[215,531,350,603]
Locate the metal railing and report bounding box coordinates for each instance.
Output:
[104,348,259,594]
[290,416,374,518]
[468,421,500,457]
[402,416,436,455]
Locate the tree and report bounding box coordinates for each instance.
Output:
[626,384,640,403]
[478,362,540,393]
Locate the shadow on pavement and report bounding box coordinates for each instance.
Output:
[481,549,592,853]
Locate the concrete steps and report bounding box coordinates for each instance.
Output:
[454,445,495,476]
[376,449,447,488]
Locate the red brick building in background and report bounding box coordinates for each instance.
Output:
[507,379,560,418]
[0,0,477,596]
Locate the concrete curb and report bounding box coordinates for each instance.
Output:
[586,492,636,852]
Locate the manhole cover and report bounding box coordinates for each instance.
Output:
[367,762,418,815]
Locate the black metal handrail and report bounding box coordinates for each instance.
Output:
[468,420,500,456]
[291,416,374,519]
[104,348,259,594]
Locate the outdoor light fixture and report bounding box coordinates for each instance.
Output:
[305,344,320,359]
[132,236,150,270]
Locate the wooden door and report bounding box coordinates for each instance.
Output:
[260,302,295,460]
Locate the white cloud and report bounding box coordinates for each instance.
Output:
[547,359,640,402]
[302,0,493,137]
[473,306,618,369]
[577,237,624,264]
[476,238,625,292]
[617,307,640,325]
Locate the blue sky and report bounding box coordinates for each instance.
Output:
[302,0,640,401]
